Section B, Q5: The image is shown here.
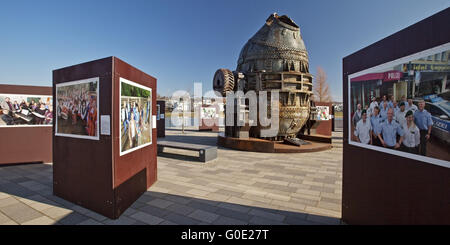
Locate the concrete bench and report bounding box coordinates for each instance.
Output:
[157,140,217,162]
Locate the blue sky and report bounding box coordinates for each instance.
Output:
[0,0,449,101]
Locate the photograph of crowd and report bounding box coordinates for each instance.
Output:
[0,94,53,126]
[120,78,152,155]
[349,46,450,163]
[316,106,331,121]
[201,107,217,119]
[55,78,99,140]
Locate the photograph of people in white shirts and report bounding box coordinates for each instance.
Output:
[401,110,420,154]
[354,109,372,144]
[377,108,404,149]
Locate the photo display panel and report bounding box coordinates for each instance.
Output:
[348,42,450,168]
[119,77,152,156]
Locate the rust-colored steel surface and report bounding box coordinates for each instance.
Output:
[312,102,332,137]
[53,57,157,219]
[342,8,450,224]
[198,104,219,132]
[0,84,52,165]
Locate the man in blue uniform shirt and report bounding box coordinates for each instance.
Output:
[379,101,389,120]
[379,95,389,109]
[378,108,404,149]
[414,100,433,156]
[370,106,383,146]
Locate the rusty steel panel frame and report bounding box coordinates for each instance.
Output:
[53,57,157,219]
[342,8,450,224]
[0,84,52,165]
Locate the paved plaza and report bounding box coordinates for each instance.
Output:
[0,130,343,225]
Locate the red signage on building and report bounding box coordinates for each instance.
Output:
[383,70,403,81]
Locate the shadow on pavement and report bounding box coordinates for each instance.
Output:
[0,163,342,225]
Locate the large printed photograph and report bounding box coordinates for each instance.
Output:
[120,78,152,156]
[0,94,52,126]
[348,43,450,168]
[55,77,99,140]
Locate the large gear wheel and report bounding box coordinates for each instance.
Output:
[213,68,235,96]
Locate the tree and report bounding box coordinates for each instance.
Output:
[312,67,332,102]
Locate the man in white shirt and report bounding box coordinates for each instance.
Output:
[354,109,372,144]
[352,104,362,127]
[405,98,418,113]
[395,102,407,127]
[368,96,378,117]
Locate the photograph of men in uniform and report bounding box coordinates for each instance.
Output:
[414,100,433,156]
[354,109,372,144]
[377,108,404,149]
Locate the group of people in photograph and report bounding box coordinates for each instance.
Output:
[121,99,151,149]
[1,96,53,125]
[353,95,433,156]
[56,90,97,136]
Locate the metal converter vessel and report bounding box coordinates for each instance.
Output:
[213,13,314,142]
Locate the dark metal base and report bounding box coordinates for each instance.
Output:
[218,135,332,153]
[284,137,312,146]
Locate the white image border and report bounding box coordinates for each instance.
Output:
[55,77,100,140]
[0,93,52,128]
[347,42,450,169]
[119,77,152,156]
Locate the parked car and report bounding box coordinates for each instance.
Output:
[413,95,450,145]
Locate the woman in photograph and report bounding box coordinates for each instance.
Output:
[34,103,47,124]
[31,101,37,111]
[71,101,78,125]
[79,100,88,125]
[121,101,128,135]
[401,110,420,154]
[44,105,53,125]
[20,99,27,110]
[128,103,137,148]
[13,100,20,111]
[87,98,97,136]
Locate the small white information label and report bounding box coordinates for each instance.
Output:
[152,115,157,128]
[100,115,111,135]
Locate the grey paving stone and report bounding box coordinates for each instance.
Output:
[0,197,20,208]
[188,210,219,223]
[103,215,137,225]
[0,202,43,224]
[165,203,195,216]
[160,220,178,225]
[161,194,192,205]
[214,189,244,197]
[284,216,321,225]
[0,211,13,224]
[217,202,251,214]
[147,198,174,209]
[130,211,164,225]
[77,219,103,225]
[22,216,57,225]
[187,200,219,213]
[139,205,171,218]
[57,212,90,225]
[248,209,285,222]
[321,197,341,204]
[215,207,253,222]
[164,213,201,225]
[306,214,341,225]
[248,216,286,225]
[213,216,248,225]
